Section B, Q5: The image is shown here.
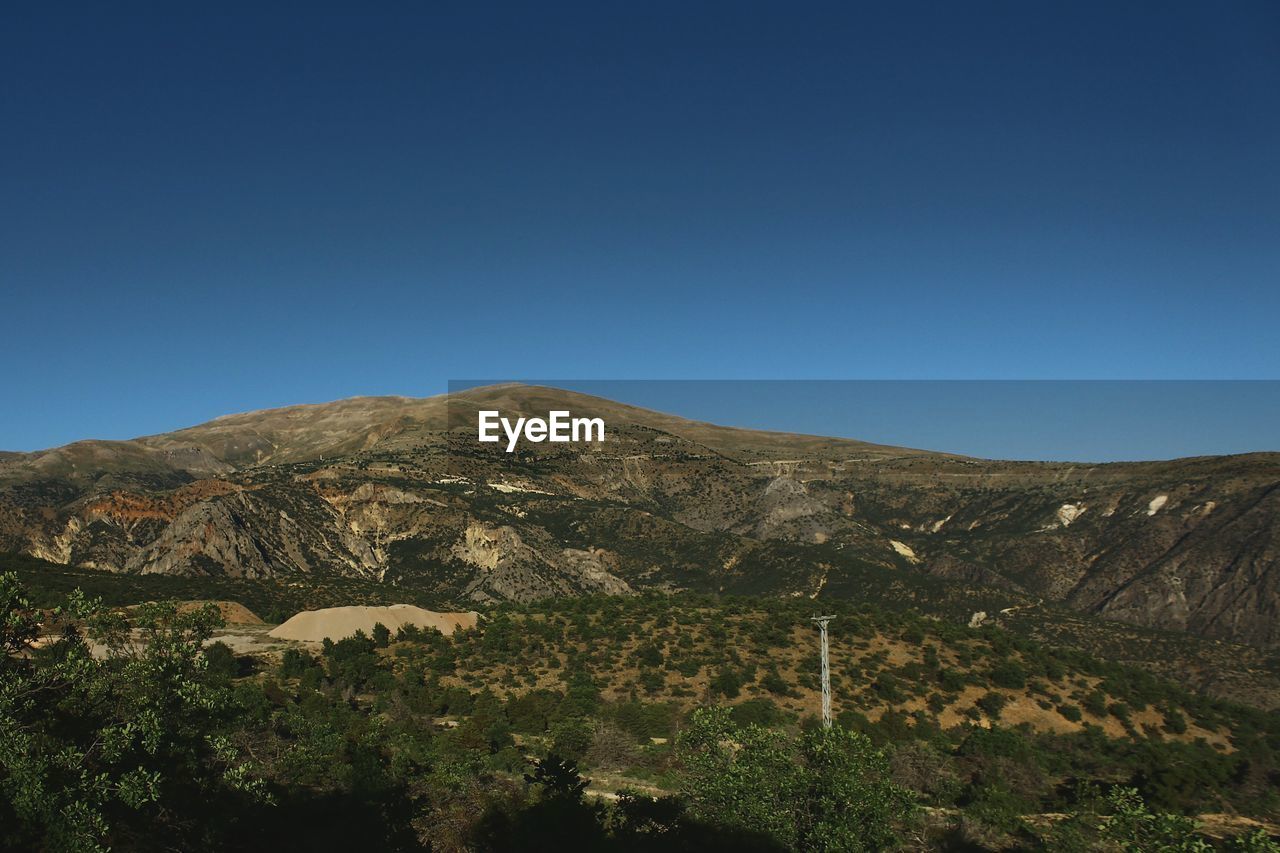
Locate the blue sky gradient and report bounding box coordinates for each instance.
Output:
[2,2,1278,453]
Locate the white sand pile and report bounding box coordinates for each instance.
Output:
[268,605,479,643]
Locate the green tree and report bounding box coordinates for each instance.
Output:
[636,642,664,668]
[0,574,266,852]
[761,665,792,696]
[1229,829,1280,853]
[1099,787,1212,852]
[678,707,800,846]
[476,754,607,851]
[990,660,1027,689]
[977,691,1008,720]
[677,707,914,850]
[279,647,314,679]
[1084,689,1109,717]
[711,666,744,699]
[802,724,917,850]
[550,717,593,763]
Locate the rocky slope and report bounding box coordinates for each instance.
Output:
[1,385,1277,648]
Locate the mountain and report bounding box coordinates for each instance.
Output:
[2,384,1278,649]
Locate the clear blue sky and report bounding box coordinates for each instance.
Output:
[3,3,1278,454]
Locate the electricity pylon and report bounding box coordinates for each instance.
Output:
[810,615,835,728]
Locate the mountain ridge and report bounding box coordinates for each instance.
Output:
[9,384,1275,467]
[2,384,1277,649]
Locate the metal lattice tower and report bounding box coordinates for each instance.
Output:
[811,615,835,728]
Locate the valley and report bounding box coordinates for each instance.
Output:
[4,385,1279,849]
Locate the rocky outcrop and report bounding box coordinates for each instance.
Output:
[452,521,632,603]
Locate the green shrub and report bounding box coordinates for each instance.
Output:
[1163,709,1188,735]
[977,692,1008,720]
[730,697,785,728]
[990,660,1027,690]
[1058,703,1083,723]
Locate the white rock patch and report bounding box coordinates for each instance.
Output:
[1056,503,1086,527]
[489,481,554,495]
[890,540,921,563]
[1147,495,1169,516]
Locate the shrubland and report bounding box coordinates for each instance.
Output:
[3,574,1279,851]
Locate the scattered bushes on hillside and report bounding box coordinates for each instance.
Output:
[4,576,1280,851]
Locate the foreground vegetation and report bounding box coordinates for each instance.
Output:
[3,573,1279,851]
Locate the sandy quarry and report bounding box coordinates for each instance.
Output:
[268,604,480,643]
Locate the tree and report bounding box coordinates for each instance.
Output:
[978,691,1008,720]
[677,707,914,850]
[635,642,664,668]
[476,755,607,851]
[1163,708,1188,735]
[0,574,267,852]
[678,707,801,846]
[761,665,791,696]
[204,640,238,680]
[524,754,589,800]
[1229,829,1280,852]
[280,647,315,679]
[550,716,593,763]
[990,660,1027,689]
[1100,787,1211,852]
[710,666,744,699]
[802,724,918,851]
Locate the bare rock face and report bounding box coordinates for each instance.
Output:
[452,521,632,602]
[133,499,273,577]
[753,475,832,542]
[453,522,529,572]
[124,488,384,578]
[558,547,633,596]
[1081,485,1280,643]
[2,385,1279,648]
